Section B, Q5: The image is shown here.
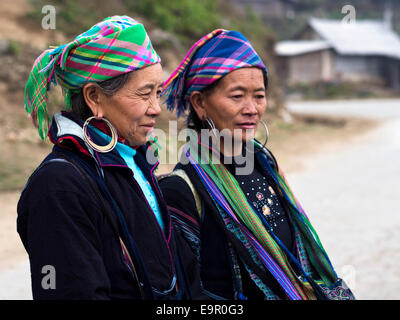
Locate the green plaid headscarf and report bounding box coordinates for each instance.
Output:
[24,15,160,140]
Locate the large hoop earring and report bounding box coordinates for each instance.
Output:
[203,117,218,140]
[83,116,118,153]
[245,120,269,153]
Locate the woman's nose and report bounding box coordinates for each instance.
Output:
[242,98,258,115]
[148,98,162,116]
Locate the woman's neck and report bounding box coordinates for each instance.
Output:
[219,137,243,158]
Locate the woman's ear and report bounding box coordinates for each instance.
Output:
[82,83,105,118]
[190,91,207,121]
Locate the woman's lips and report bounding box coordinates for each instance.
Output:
[141,122,156,131]
[236,122,256,130]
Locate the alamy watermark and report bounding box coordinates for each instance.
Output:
[41,265,56,290]
[341,5,356,24]
[41,5,56,30]
[145,122,265,175]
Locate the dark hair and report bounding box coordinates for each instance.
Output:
[187,70,269,131]
[70,71,132,120]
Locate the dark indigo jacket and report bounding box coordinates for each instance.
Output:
[17,112,196,300]
[159,149,297,300]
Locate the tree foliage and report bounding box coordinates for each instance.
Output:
[124,0,222,42]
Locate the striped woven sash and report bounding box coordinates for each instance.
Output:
[183,136,338,299]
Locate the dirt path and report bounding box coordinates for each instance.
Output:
[285,98,400,299]
[0,191,32,299]
[284,119,400,299]
[0,191,27,272]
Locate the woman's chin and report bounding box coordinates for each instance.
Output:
[126,135,147,147]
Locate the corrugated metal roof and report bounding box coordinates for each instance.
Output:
[275,18,400,59]
[275,40,331,56]
[309,18,400,59]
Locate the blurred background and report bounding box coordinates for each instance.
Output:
[0,0,399,299]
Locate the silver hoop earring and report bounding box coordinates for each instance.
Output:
[245,120,269,153]
[204,117,218,140]
[83,116,118,153]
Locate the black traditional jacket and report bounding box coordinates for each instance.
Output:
[17,112,196,300]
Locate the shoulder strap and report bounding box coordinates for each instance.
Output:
[159,169,202,220]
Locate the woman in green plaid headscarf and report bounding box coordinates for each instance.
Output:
[18,15,193,300]
[25,15,161,140]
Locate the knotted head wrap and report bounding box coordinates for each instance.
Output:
[25,15,160,140]
[162,29,268,117]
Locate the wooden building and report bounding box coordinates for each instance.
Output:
[275,18,400,89]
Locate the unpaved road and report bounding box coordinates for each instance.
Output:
[1,98,399,300]
[286,98,400,299]
[287,98,400,119]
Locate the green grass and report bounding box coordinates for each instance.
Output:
[286,82,380,100]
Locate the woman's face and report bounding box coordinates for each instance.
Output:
[193,67,267,143]
[93,63,163,146]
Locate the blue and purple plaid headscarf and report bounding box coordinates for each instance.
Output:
[163,29,268,117]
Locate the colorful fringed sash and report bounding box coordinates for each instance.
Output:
[183,136,338,300]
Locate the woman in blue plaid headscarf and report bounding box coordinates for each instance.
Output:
[160,29,355,300]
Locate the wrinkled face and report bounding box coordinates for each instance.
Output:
[97,63,163,146]
[194,67,267,143]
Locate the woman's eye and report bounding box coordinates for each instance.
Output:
[255,95,265,99]
[231,95,243,99]
[139,92,152,99]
